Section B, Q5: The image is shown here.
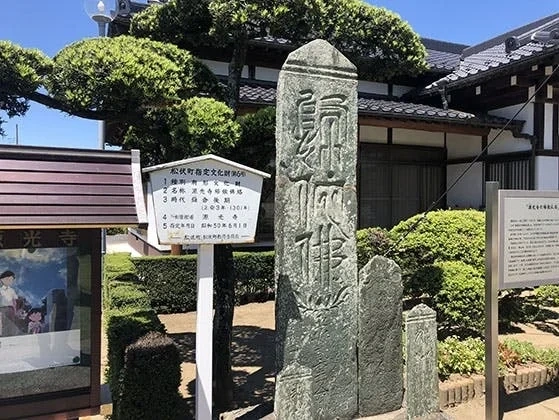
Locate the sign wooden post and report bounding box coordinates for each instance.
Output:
[144,155,270,420]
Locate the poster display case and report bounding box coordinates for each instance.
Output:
[0,145,146,420]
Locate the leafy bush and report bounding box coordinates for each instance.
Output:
[109,284,152,310]
[103,253,176,420]
[431,261,485,335]
[132,255,198,313]
[105,308,165,403]
[107,227,128,235]
[389,209,485,297]
[356,227,394,269]
[235,251,275,304]
[105,253,136,282]
[438,336,485,379]
[438,336,559,381]
[117,331,181,420]
[534,285,559,307]
[501,338,559,369]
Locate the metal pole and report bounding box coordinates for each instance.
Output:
[485,181,499,420]
[97,20,107,255]
[196,243,214,420]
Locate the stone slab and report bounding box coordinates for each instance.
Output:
[358,255,403,416]
[274,39,359,419]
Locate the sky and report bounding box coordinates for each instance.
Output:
[0,1,557,149]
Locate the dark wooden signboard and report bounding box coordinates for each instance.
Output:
[0,145,146,420]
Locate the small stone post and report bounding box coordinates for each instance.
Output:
[406,304,439,419]
[358,255,403,416]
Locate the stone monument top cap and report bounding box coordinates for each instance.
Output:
[408,303,436,319]
[283,39,357,78]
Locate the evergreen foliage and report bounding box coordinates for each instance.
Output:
[389,209,485,297]
[117,332,182,420]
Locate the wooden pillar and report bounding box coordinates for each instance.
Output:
[171,244,182,255]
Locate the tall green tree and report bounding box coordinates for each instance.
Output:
[130,0,427,411]
[131,0,427,110]
[0,36,239,153]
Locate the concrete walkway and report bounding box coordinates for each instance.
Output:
[443,385,559,419]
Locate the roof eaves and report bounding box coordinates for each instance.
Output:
[418,43,559,97]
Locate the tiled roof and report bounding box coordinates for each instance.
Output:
[239,83,523,130]
[419,14,559,95]
[423,39,467,72]
[251,36,465,72]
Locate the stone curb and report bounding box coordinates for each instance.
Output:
[439,365,559,409]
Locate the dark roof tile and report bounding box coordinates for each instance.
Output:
[420,14,559,95]
[239,83,523,130]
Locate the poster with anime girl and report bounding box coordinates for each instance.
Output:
[0,247,81,374]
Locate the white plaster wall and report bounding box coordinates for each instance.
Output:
[392,128,444,147]
[392,85,414,98]
[535,156,559,190]
[201,59,249,78]
[489,103,534,136]
[358,80,389,96]
[359,126,387,143]
[256,66,280,82]
[446,133,482,159]
[487,129,532,154]
[446,162,483,209]
[544,103,554,149]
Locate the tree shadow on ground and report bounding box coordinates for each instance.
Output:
[169,325,275,419]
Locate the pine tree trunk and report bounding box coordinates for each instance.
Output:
[226,39,248,111]
[213,37,248,412]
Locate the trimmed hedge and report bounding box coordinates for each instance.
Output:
[117,331,182,420]
[104,253,180,420]
[132,251,275,313]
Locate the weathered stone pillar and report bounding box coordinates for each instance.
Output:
[406,304,439,419]
[274,39,358,419]
[358,255,403,416]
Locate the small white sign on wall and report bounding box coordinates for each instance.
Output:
[144,155,270,245]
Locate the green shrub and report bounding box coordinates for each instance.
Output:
[132,255,198,313]
[110,284,151,310]
[389,209,485,297]
[431,261,485,335]
[234,251,275,304]
[438,336,485,379]
[356,227,394,269]
[105,252,135,274]
[501,338,559,369]
[132,252,275,313]
[105,307,165,398]
[534,285,559,307]
[107,227,128,235]
[117,331,181,420]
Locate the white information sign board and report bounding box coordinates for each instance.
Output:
[499,189,559,289]
[144,155,270,420]
[146,155,269,245]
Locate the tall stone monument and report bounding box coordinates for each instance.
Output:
[274,39,358,419]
